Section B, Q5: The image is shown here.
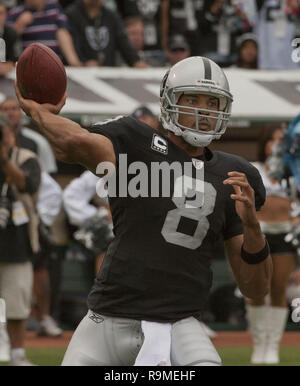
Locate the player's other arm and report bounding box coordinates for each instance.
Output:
[14,82,116,174]
[223,171,272,300]
[225,233,272,301]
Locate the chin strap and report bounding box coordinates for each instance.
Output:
[160,116,214,147]
[182,131,213,147]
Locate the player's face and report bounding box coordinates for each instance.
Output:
[0,99,22,130]
[177,94,219,132]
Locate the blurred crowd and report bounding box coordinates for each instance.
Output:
[1,0,300,76]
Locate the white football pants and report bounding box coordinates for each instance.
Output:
[62,310,221,366]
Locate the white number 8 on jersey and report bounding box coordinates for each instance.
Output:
[161,175,217,250]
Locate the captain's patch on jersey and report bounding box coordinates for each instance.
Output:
[151,134,168,154]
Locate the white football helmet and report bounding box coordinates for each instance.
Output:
[160,56,233,147]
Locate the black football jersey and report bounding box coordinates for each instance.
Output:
[87,116,265,322]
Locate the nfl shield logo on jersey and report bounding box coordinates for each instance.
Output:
[192,158,204,170]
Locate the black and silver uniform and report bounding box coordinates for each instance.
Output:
[87,116,265,323]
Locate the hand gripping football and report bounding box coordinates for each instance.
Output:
[16,43,67,105]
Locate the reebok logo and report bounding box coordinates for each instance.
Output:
[89,312,104,324]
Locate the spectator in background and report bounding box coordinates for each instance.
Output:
[164,34,191,66]
[131,105,158,130]
[115,0,165,54]
[161,0,202,55]
[7,0,82,66]
[63,170,111,275]
[248,126,296,364]
[254,0,300,69]
[134,0,165,66]
[0,98,62,338]
[0,98,37,155]
[0,113,41,366]
[0,1,20,76]
[115,0,139,19]
[0,98,57,175]
[33,171,63,337]
[120,15,163,66]
[198,0,253,67]
[1,0,17,11]
[63,170,103,230]
[233,33,258,69]
[124,16,144,53]
[65,0,146,68]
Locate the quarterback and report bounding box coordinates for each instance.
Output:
[15,57,272,366]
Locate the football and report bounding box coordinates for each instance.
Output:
[16,43,67,105]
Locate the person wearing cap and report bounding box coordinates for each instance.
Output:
[165,34,191,66]
[233,33,258,69]
[0,112,41,366]
[197,0,255,67]
[131,105,158,130]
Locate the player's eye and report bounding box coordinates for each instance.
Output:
[208,99,218,109]
[185,97,197,105]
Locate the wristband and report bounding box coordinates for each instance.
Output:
[241,240,270,265]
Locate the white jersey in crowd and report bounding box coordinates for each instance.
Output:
[37,172,63,227]
[63,171,107,227]
[21,127,57,174]
[254,0,299,69]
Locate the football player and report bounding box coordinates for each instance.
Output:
[15,56,272,366]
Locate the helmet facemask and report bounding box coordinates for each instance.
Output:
[161,85,232,147]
